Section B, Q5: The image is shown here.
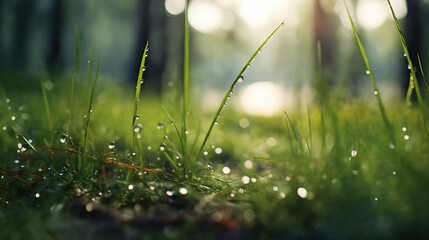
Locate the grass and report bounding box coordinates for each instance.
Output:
[1,1,429,239]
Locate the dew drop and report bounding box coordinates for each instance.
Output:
[134,115,140,120]
[159,144,166,151]
[297,187,308,198]
[179,187,188,195]
[11,116,16,121]
[203,151,208,156]
[366,70,370,75]
[128,184,134,190]
[166,190,174,196]
[214,121,218,125]
[60,134,69,144]
[157,122,165,129]
[134,123,143,133]
[374,90,379,95]
[401,127,407,132]
[108,141,116,150]
[242,176,250,184]
[237,76,244,83]
[404,135,410,140]
[35,193,40,198]
[351,150,358,157]
[222,166,231,174]
[215,147,222,154]
[273,186,279,192]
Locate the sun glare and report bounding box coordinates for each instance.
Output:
[238,81,286,116]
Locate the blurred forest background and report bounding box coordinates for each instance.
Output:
[0,0,428,114]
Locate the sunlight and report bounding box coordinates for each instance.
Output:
[355,0,407,30]
[356,0,388,30]
[237,0,301,28]
[165,0,186,16]
[238,81,285,116]
[188,0,223,33]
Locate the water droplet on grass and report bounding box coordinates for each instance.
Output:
[11,116,16,121]
[222,166,231,174]
[203,151,208,156]
[108,141,116,150]
[404,135,410,140]
[215,147,222,154]
[35,193,40,198]
[237,76,244,83]
[159,144,166,151]
[157,122,165,129]
[402,127,407,132]
[242,176,250,184]
[273,186,279,192]
[351,150,357,157]
[134,124,143,133]
[297,187,308,198]
[179,187,188,195]
[128,184,134,190]
[60,134,69,144]
[166,190,174,196]
[366,70,370,75]
[374,90,378,95]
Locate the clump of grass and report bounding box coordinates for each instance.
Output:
[1,1,429,239]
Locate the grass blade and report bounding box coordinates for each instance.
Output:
[343,1,395,145]
[386,0,422,105]
[131,41,149,148]
[182,0,190,159]
[80,56,101,170]
[197,21,285,156]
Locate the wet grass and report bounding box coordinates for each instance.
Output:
[1,2,429,239]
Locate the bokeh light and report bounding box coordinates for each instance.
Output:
[189,0,223,33]
[165,0,186,15]
[239,81,286,116]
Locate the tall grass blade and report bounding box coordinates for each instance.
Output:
[182,1,190,155]
[197,21,285,156]
[386,0,422,105]
[343,2,395,145]
[80,56,101,170]
[131,41,149,148]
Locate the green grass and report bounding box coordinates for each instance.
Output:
[1,1,429,239]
